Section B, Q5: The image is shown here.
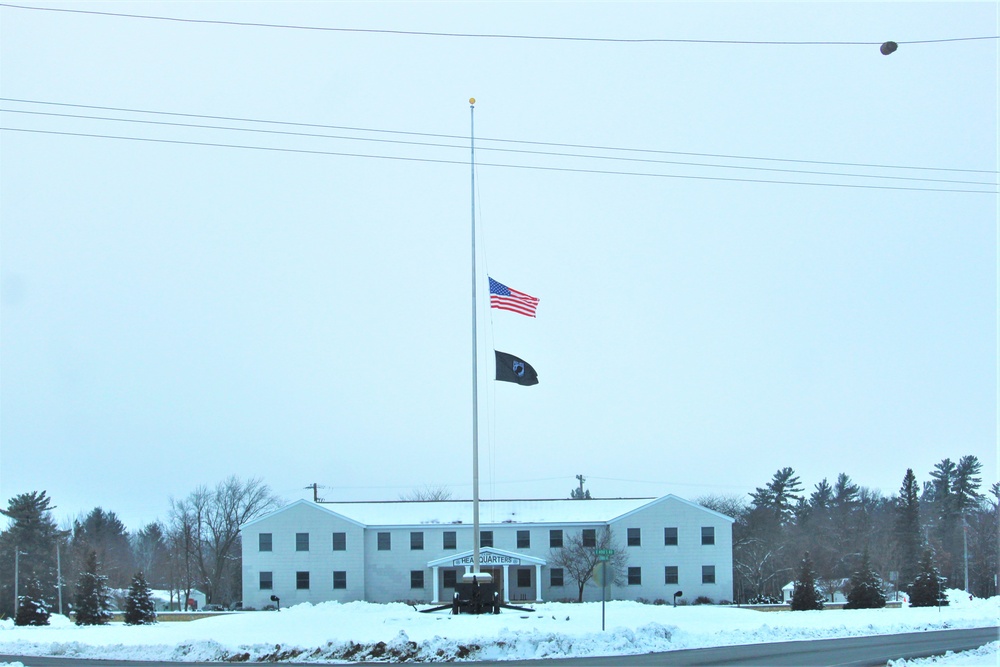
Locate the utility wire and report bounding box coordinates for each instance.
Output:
[1,3,996,46]
[3,97,994,175]
[2,126,996,195]
[4,108,994,187]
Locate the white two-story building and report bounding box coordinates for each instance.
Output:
[240,495,734,607]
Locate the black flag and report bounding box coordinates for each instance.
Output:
[495,350,539,386]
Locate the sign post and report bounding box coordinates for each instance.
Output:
[595,549,615,631]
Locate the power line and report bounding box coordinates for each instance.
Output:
[4,107,994,187]
[1,3,996,47]
[3,97,994,175]
[2,126,996,195]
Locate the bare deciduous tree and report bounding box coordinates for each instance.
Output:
[399,486,453,501]
[169,476,281,605]
[548,527,626,602]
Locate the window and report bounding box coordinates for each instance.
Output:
[443,570,457,588]
[443,531,457,550]
[702,565,716,584]
[550,568,564,587]
[582,529,596,548]
[480,530,493,548]
[411,570,424,589]
[410,531,424,550]
[517,530,531,549]
[627,528,641,547]
[377,532,391,551]
[296,571,310,590]
[517,569,531,588]
[550,529,563,548]
[259,571,273,590]
[296,532,309,552]
[701,527,715,546]
[333,571,347,589]
[332,532,346,551]
[628,567,642,585]
[259,533,272,552]
[665,566,678,585]
[664,527,678,546]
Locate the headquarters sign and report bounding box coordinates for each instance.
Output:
[453,552,521,567]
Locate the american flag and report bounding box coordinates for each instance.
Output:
[489,277,539,317]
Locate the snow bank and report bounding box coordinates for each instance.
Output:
[0,590,996,662]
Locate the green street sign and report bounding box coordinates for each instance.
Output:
[595,548,615,556]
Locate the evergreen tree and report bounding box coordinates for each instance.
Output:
[894,469,922,592]
[952,456,983,513]
[790,551,824,611]
[751,467,804,527]
[132,522,171,589]
[70,508,134,590]
[74,551,112,625]
[15,575,51,626]
[845,549,886,609]
[0,491,65,619]
[124,571,157,625]
[909,547,948,608]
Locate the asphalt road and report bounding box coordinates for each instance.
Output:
[1,626,997,666]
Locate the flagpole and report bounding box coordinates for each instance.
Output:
[469,97,483,582]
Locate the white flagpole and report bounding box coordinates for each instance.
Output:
[469,98,483,581]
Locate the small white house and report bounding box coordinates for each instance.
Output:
[782,579,848,604]
[148,588,207,611]
[241,495,734,608]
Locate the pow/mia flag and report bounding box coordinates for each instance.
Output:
[495,350,539,386]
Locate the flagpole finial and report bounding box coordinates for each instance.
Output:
[469,98,476,106]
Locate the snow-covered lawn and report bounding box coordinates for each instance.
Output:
[0,589,996,663]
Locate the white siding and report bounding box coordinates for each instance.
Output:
[241,495,734,606]
[241,502,366,608]
[608,496,734,603]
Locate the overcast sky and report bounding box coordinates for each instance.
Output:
[1,2,996,531]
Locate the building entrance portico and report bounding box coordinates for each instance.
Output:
[428,547,546,604]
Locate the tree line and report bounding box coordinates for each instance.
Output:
[698,455,997,603]
[0,476,280,623]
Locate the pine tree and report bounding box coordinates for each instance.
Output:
[124,571,157,625]
[74,551,112,625]
[845,549,886,609]
[909,547,948,608]
[790,551,824,611]
[15,576,51,626]
[894,469,922,593]
[0,491,65,619]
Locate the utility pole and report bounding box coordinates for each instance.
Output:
[963,511,969,593]
[13,546,18,616]
[305,483,324,503]
[575,475,587,499]
[56,542,64,615]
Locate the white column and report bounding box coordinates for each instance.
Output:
[432,567,440,604]
[535,565,542,601]
[502,565,510,603]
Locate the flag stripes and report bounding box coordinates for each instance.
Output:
[489,277,539,317]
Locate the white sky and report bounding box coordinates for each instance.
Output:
[0,2,997,531]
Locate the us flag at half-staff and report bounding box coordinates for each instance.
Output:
[489,277,539,317]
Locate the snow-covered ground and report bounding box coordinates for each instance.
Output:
[0,589,996,664]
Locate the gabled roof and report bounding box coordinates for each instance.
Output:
[241,498,366,530]
[315,497,657,527]
[242,494,734,530]
[610,494,736,525]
